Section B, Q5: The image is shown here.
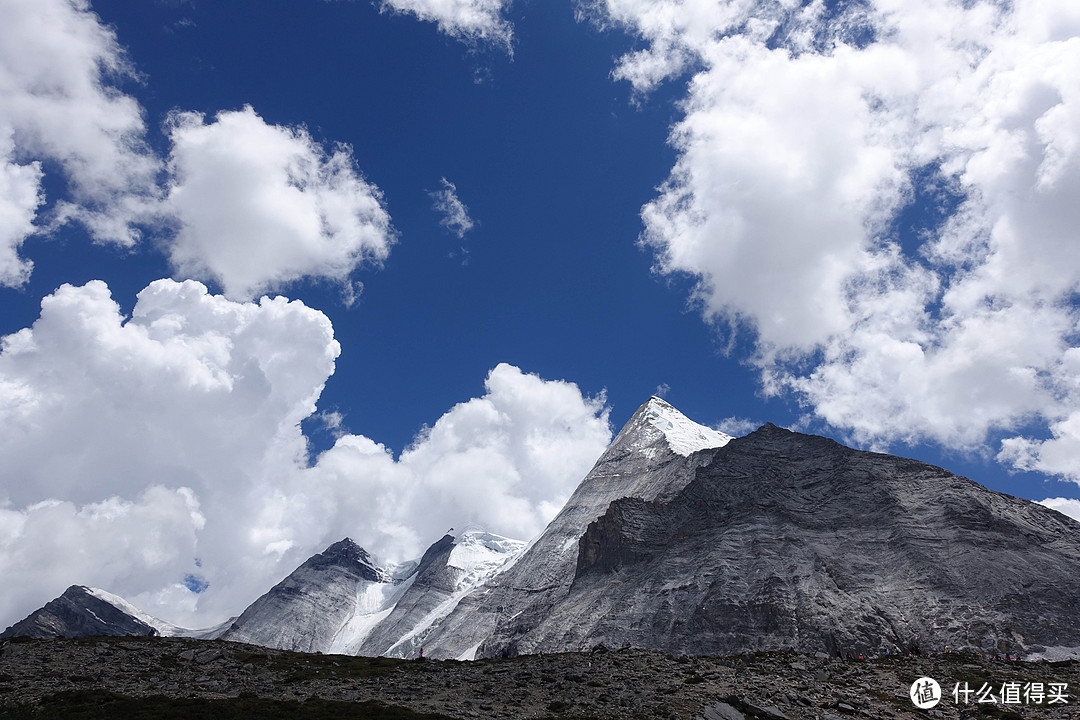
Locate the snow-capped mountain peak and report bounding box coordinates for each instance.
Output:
[635,396,732,456]
[319,537,389,581]
[0,585,232,640]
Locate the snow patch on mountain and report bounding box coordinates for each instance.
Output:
[328,575,416,655]
[457,640,484,661]
[86,588,172,633]
[447,530,526,589]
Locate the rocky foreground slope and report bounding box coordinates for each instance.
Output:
[0,636,1076,719]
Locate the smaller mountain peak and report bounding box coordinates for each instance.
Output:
[310,538,386,578]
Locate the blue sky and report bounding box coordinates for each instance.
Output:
[2,0,1079,628]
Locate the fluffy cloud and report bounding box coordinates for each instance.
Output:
[0,0,160,284]
[0,279,610,627]
[1,3,397,298]
[0,488,206,632]
[430,177,475,238]
[0,132,42,286]
[0,279,338,507]
[592,0,1080,478]
[164,107,394,301]
[380,0,513,49]
[583,0,796,92]
[279,363,613,562]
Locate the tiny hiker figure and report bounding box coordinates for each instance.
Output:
[419,646,424,659]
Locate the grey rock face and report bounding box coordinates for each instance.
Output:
[511,423,1080,658]
[0,585,157,639]
[220,538,399,652]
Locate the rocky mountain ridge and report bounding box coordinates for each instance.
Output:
[400,396,734,660]
[5,397,1080,666]
[0,585,233,642]
[219,537,408,653]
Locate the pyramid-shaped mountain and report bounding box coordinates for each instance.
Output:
[498,422,1080,658]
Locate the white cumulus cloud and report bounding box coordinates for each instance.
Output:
[280,363,612,562]
[380,0,514,49]
[0,278,339,508]
[590,0,1080,480]
[0,488,207,631]
[0,279,610,628]
[1,3,399,298]
[164,106,394,302]
[0,0,160,284]
[0,131,42,287]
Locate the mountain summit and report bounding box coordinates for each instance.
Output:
[0,586,159,640]
[0,586,231,641]
[621,396,733,457]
